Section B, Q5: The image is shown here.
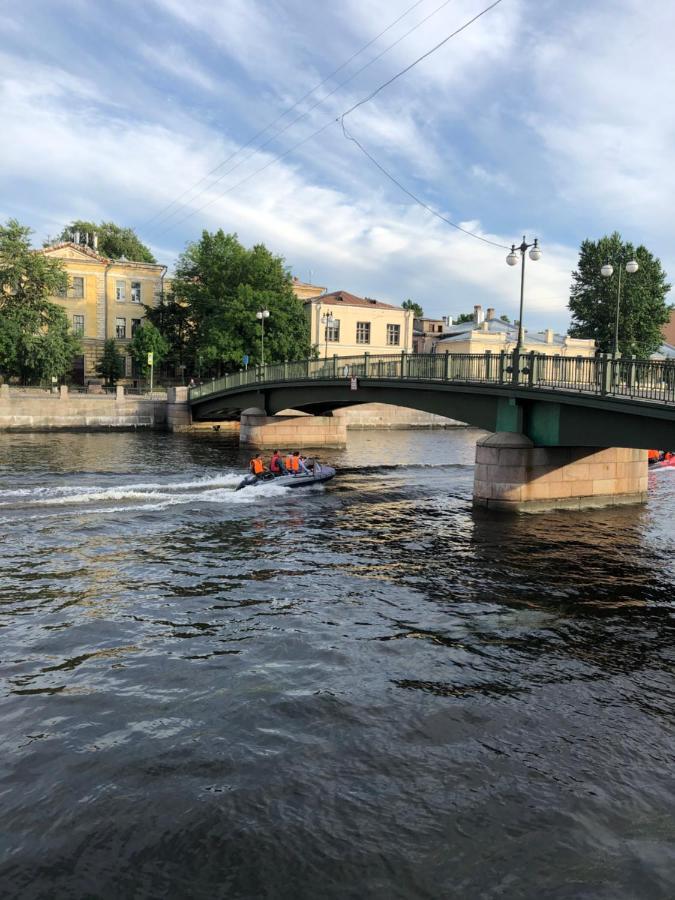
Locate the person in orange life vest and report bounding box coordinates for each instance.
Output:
[285,451,300,473]
[249,454,266,477]
[269,449,287,475]
[648,449,660,462]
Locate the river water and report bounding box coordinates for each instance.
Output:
[0,428,674,899]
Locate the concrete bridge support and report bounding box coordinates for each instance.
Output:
[239,412,346,449]
[167,386,192,432]
[473,432,648,512]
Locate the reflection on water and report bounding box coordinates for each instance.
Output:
[0,429,674,898]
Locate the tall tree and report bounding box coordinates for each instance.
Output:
[150,230,312,374]
[568,232,671,356]
[54,220,156,263]
[454,312,475,324]
[129,322,168,378]
[0,219,81,384]
[96,339,125,387]
[402,299,424,318]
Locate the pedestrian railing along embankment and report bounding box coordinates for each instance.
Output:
[188,352,675,407]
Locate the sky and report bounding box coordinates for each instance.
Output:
[1,0,673,331]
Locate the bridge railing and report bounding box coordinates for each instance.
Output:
[188,352,675,405]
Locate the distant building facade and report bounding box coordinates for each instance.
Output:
[435,305,596,357]
[662,309,675,346]
[304,290,413,357]
[41,242,167,382]
[412,316,453,353]
[291,276,327,300]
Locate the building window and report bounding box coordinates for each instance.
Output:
[71,276,84,299]
[387,323,401,346]
[356,321,371,344]
[131,281,141,303]
[116,280,126,302]
[325,318,340,342]
[116,317,126,339]
[72,315,85,336]
[131,318,142,336]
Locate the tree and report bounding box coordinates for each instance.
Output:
[96,339,125,387]
[129,321,168,378]
[0,219,81,384]
[454,312,475,324]
[499,314,511,323]
[152,230,312,375]
[54,220,156,263]
[402,298,424,318]
[568,232,671,356]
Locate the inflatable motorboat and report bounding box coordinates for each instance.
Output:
[236,461,336,491]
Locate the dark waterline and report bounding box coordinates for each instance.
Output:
[0,429,674,899]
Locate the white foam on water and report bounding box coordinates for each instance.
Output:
[0,473,245,507]
[0,474,291,521]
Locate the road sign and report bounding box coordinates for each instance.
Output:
[350,376,358,391]
[147,352,154,366]
[242,354,249,366]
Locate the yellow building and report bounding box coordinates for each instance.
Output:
[305,290,414,357]
[291,276,327,300]
[41,242,167,382]
[436,305,596,357]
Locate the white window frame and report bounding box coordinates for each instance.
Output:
[116,317,126,339]
[131,318,142,337]
[326,318,340,342]
[72,314,85,336]
[386,323,401,346]
[356,321,371,345]
[116,280,126,302]
[71,276,84,299]
[130,281,141,303]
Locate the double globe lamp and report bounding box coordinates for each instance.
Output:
[256,308,270,367]
[600,258,639,356]
[506,237,542,351]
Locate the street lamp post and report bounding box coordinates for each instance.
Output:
[321,311,334,361]
[600,257,639,356]
[506,236,542,350]
[256,308,270,367]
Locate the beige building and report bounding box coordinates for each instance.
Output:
[436,305,596,357]
[305,290,414,357]
[41,242,167,382]
[412,316,453,353]
[291,276,326,300]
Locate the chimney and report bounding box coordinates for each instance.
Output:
[74,230,80,245]
[93,233,98,251]
[545,328,554,344]
[486,307,495,320]
[446,315,453,326]
[442,315,449,326]
[474,304,484,325]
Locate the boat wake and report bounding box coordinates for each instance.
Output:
[0,472,290,520]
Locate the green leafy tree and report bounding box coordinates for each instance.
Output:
[402,298,424,318]
[454,312,475,324]
[569,232,671,356]
[499,314,511,323]
[129,321,168,377]
[154,230,312,375]
[96,338,125,387]
[0,219,81,384]
[54,220,156,263]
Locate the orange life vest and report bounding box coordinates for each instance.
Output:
[250,458,264,475]
[286,455,299,472]
[648,449,659,460]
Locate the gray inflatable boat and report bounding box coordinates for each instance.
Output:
[236,461,336,491]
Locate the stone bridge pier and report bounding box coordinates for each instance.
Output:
[239,411,346,449]
[473,433,648,512]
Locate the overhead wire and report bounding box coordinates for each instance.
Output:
[144,0,457,236]
[340,117,511,249]
[137,0,428,230]
[150,0,507,240]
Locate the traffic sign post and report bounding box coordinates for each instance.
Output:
[242,354,249,371]
[147,351,154,393]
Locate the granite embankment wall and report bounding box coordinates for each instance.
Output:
[0,385,166,431]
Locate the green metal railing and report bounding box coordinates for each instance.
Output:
[188,351,675,406]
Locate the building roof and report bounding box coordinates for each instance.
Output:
[305,290,401,311]
[41,241,165,270]
[652,343,675,359]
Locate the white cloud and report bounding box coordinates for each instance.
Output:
[139,44,217,93]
